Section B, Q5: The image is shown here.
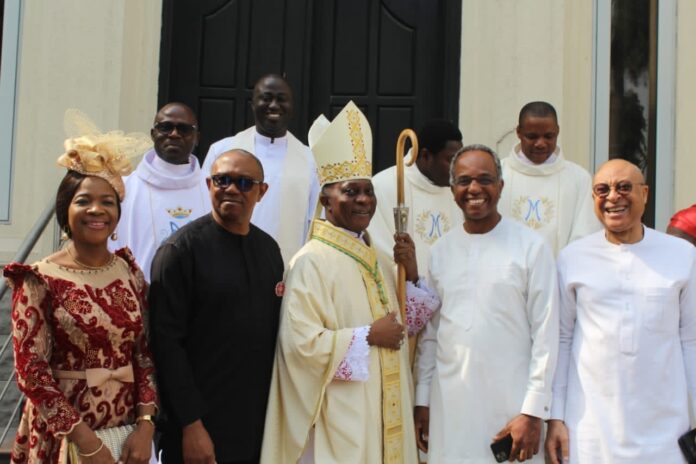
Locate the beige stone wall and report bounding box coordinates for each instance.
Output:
[0,0,162,263]
[458,0,593,169]
[674,0,696,212]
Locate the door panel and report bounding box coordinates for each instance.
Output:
[159,0,460,170]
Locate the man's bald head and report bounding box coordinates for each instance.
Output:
[592,159,648,244]
[212,149,265,181]
[593,158,645,185]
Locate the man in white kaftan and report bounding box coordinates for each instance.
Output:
[202,74,319,263]
[112,103,210,281]
[499,102,600,255]
[415,145,559,463]
[261,101,439,464]
[545,159,696,464]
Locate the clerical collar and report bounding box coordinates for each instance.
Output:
[337,226,366,243]
[255,129,288,148]
[151,152,195,177]
[516,149,558,166]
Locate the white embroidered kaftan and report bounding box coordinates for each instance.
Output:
[552,228,696,463]
[416,218,559,463]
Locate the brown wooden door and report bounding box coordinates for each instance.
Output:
[158,0,461,169]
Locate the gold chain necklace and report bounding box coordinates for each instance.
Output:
[66,244,115,270]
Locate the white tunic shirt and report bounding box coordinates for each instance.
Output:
[416,218,559,463]
[552,228,696,463]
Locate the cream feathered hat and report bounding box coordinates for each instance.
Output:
[56,109,152,200]
[308,100,372,187]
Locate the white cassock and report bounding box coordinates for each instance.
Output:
[111,149,210,281]
[369,156,463,273]
[416,218,559,463]
[499,144,601,255]
[203,127,320,264]
[552,228,696,463]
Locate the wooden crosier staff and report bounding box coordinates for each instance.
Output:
[394,129,419,329]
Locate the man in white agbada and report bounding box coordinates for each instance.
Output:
[111,103,210,281]
[202,74,319,263]
[261,101,439,464]
[498,101,600,255]
[415,144,559,463]
[545,159,696,464]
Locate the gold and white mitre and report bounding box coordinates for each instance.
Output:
[308,100,372,186]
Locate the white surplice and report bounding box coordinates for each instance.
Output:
[111,149,210,281]
[416,218,559,463]
[369,158,463,275]
[552,228,696,463]
[499,144,601,256]
[203,127,320,264]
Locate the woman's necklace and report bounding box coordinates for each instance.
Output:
[66,244,115,270]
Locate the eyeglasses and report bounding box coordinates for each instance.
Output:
[153,122,198,135]
[592,181,644,198]
[210,174,262,192]
[453,175,498,187]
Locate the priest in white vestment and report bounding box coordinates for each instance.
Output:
[111,103,210,281]
[545,159,696,464]
[202,74,319,264]
[498,101,600,255]
[261,101,439,464]
[415,144,559,463]
[369,119,463,272]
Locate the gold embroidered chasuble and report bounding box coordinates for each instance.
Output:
[260,220,418,464]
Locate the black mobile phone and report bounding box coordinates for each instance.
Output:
[679,428,696,464]
[490,433,513,463]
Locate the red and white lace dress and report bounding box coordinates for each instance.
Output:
[3,248,158,464]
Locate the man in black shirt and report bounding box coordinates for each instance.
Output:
[149,149,284,464]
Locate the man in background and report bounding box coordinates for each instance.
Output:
[498,101,599,255]
[202,74,319,263]
[112,102,210,281]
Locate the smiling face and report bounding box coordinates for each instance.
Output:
[67,176,120,246]
[451,150,503,233]
[516,115,559,164]
[252,76,293,138]
[593,159,648,244]
[151,103,199,164]
[208,150,268,234]
[321,179,377,234]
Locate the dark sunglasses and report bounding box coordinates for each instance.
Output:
[153,122,198,135]
[210,174,262,192]
[592,181,644,198]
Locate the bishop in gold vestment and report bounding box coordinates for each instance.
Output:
[261,102,428,463]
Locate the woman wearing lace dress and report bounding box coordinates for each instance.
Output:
[3,111,157,464]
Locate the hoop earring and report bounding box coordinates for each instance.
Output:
[110,232,118,241]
